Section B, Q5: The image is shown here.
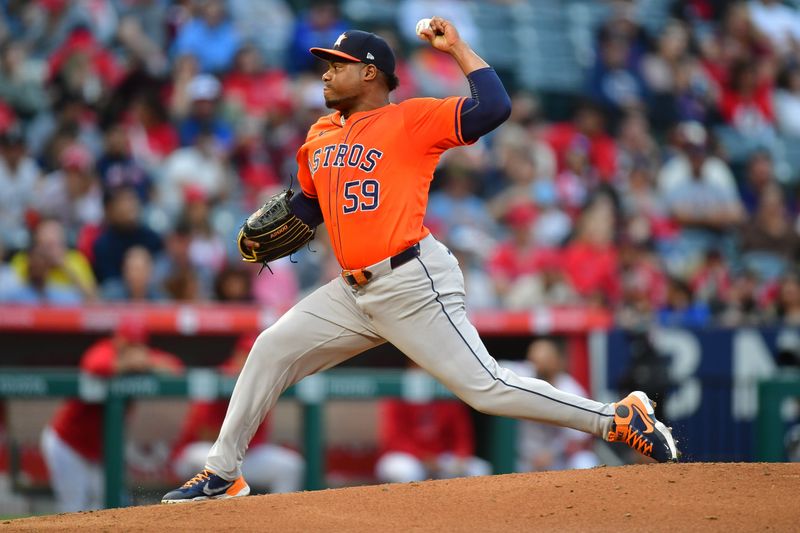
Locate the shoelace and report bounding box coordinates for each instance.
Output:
[182,469,212,488]
[625,428,654,457]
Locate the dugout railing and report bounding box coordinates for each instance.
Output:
[0,304,612,386]
[0,369,517,509]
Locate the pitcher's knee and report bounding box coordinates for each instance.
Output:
[249,329,296,371]
[457,388,500,415]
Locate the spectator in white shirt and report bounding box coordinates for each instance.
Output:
[774,65,800,138]
[0,127,40,251]
[658,121,738,197]
[159,129,230,221]
[508,339,600,472]
[662,125,744,274]
[748,0,800,57]
[34,143,103,244]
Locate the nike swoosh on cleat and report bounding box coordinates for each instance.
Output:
[632,404,655,434]
[202,480,234,496]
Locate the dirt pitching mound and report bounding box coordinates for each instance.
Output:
[4,463,799,532]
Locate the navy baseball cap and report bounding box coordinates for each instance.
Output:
[310,30,396,77]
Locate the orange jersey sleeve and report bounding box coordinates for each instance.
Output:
[400,97,470,153]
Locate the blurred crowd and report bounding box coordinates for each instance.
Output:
[3,0,800,327]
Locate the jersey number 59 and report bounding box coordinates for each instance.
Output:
[343,179,380,214]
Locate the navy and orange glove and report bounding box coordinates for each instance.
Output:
[237,189,315,268]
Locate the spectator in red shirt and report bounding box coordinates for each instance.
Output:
[124,94,179,169]
[715,55,781,165]
[561,195,621,306]
[699,3,772,92]
[544,101,617,182]
[222,44,293,124]
[487,203,573,308]
[48,26,125,105]
[720,60,775,135]
[170,333,304,493]
[375,365,491,484]
[40,320,182,512]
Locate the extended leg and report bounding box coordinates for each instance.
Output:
[365,241,615,438]
[366,239,677,462]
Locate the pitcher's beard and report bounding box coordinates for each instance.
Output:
[324,93,358,112]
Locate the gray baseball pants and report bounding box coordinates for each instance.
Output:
[206,234,615,480]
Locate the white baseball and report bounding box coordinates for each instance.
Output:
[415,18,432,37]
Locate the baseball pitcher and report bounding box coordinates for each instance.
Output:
[163,17,678,503]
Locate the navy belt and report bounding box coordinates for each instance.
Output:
[342,242,421,287]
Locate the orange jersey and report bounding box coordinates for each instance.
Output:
[297,96,470,269]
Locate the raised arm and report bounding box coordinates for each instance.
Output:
[418,16,511,141]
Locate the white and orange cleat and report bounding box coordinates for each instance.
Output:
[608,391,679,463]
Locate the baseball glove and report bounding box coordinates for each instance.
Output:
[236,189,314,268]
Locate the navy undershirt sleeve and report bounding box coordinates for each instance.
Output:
[459,67,512,142]
[290,191,324,228]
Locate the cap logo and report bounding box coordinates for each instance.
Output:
[334,33,347,48]
[366,52,375,60]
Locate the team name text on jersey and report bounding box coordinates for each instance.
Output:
[309,144,384,175]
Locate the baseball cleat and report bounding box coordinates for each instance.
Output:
[161,469,250,503]
[607,391,679,463]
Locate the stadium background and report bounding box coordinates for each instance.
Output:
[1,0,800,516]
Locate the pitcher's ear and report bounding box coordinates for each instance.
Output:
[362,64,378,82]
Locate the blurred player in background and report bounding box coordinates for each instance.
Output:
[169,333,304,494]
[40,321,182,512]
[512,339,600,472]
[375,363,491,483]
